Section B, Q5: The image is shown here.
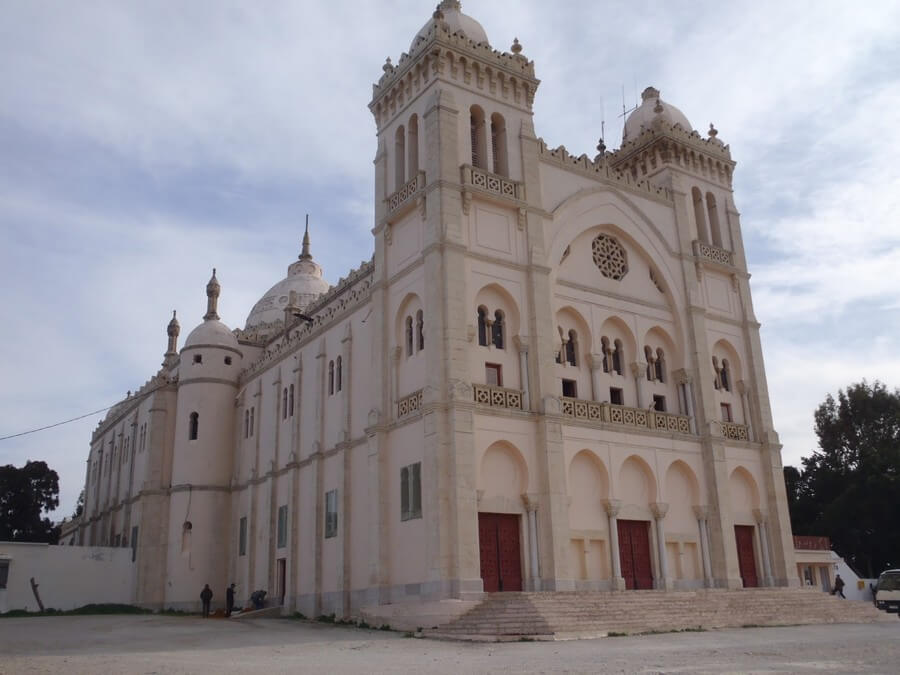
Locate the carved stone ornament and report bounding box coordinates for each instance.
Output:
[592,234,628,280]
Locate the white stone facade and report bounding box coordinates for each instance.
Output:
[77,2,797,616]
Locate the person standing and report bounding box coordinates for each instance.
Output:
[200,583,213,617]
[225,583,236,617]
[833,574,846,599]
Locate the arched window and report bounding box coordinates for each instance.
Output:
[566,329,578,366]
[693,187,709,244]
[721,358,731,392]
[395,125,406,190]
[712,356,721,390]
[188,412,199,441]
[328,360,335,396]
[405,316,414,356]
[470,105,487,170]
[336,356,343,392]
[407,114,419,176]
[477,306,488,346]
[492,310,505,349]
[490,112,508,176]
[601,336,611,373]
[655,348,666,383]
[282,387,288,419]
[612,339,623,375]
[644,345,655,380]
[706,192,722,247]
[416,310,424,351]
[289,384,295,417]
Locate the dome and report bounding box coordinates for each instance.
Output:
[244,226,330,329]
[411,1,490,51]
[184,319,238,350]
[623,87,694,144]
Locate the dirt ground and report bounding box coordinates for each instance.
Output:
[0,614,898,674]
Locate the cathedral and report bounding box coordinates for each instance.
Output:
[77,1,797,618]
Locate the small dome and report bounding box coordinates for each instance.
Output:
[184,319,238,350]
[623,87,694,144]
[245,225,330,329]
[411,1,490,51]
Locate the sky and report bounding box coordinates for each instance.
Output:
[2,0,900,520]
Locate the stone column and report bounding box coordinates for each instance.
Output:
[523,494,541,590]
[676,370,697,434]
[754,509,773,586]
[589,353,605,402]
[515,336,530,411]
[390,346,401,419]
[603,499,625,590]
[630,362,647,408]
[694,505,713,587]
[737,380,754,441]
[651,502,670,589]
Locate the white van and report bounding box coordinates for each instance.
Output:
[874,569,900,616]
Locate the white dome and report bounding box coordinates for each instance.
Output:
[623,87,694,144]
[184,319,239,350]
[244,228,330,329]
[411,1,490,51]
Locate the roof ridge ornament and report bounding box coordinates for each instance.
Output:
[204,268,220,321]
[511,37,523,54]
[708,122,718,138]
[438,0,461,10]
[299,214,313,261]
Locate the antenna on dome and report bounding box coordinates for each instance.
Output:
[600,96,605,147]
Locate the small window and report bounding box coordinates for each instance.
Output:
[328,360,335,396]
[655,349,665,383]
[239,516,247,556]
[188,412,199,440]
[193,354,202,364]
[0,559,8,589]
[612,340,623,375]
[721,359,732,392]
[477,307,488,347]
[224,356,232,365]
[720,402,733,422]
[289,384,295,417]
[401,462,422,521]
[485,363,502,387]
[336,356,342,392]
[562,379,578,398]
[610,387,624,405]
[416,310,424,351]
[653,395,666,412]
[492,311,505,349]
[565,330,577,366]
[406,316,414,356]
[130,526,138,563]
[325,490,338,538]
[282,387,288,420]
[277,505,288,549]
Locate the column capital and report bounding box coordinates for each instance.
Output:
[674,368,692,385]
[693,504,710,520]
[602,498,622,517]
[630,361,647,378]
[650,502,669,519]
[521,493,539,512]
[737,379,748,395]
[588,353,606,371]
[513,334,529,353]
[753,508,768,524]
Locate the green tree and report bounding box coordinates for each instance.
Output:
[0,460,60,543]
[785,381,900,577]
[72,489,84,518]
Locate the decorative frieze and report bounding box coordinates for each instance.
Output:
[473,384,523,410]
[560,397,692,434]
[693,240,734,267]
[397,389,424,418]
[721,421,750,441]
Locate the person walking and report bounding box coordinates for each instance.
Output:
[200,583,213,617]
[833,574,846,599]
[225,583,236,617]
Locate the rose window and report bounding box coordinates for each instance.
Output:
[592,234,628,280]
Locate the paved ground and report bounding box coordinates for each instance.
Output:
[0,614,897,674]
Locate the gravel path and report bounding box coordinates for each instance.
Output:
[1,614,898,674]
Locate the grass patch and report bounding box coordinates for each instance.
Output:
[357,619,370,629]
[316,613,336,623]
[606,631,628,637]
[379,623,391,631]
[1,604,152,618]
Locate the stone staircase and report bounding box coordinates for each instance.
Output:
[428,588,890,641]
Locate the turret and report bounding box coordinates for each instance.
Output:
[163,310,180,366]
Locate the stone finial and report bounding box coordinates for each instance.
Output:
[594,137,607,162]
[165,310,180,356]
[382,57,392,74]
[438,0,461,10]
[299,214,312,261]
[653,98,664,114]
[204,268,220,321]
[433,6,444,20]
[511,37,523,54]
[708,123,718,138]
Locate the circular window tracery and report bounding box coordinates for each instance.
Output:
[592,234,628,280]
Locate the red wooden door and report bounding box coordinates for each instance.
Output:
[618,519,653,590]
[735,525,758,588]
[478,513,522,592]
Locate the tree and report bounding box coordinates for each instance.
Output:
[0,460,60,544]
[785,381,900,577]
[72,489,84,519]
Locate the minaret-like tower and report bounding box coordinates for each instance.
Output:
[163,310,180,366]
[165,271,242,609]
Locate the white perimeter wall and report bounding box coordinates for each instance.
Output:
[0,542,134,613]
